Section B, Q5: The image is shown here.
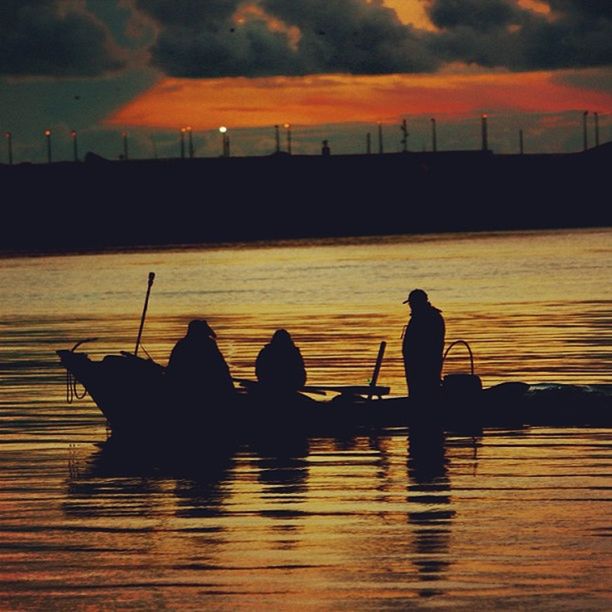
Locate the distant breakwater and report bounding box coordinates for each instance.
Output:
[1,145,610,253]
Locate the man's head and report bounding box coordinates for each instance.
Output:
[187,319,216,339]
[403,289,429,311]
[271,329,292,344]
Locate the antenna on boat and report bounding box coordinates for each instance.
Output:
[135,272,155,357]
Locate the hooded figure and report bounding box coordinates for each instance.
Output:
[255,329,306,394]
[167,320,234,401]
[402,289,445,400]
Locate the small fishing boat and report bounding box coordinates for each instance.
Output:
[56,273,611,442]
[57,343,611,443]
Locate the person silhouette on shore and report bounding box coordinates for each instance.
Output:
[256,329,306,395]
[402,289,445,399]
[166,320,234,401]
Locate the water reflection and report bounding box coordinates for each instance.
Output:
[254,438,310,545]
[407,425,456,598]
[64,437,236,521]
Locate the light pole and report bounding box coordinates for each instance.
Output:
[274,124,280,154]
[400,119,408,153]
[582,110,588,151]
[378,122,384,154]
[122,131,128,160]
[219,126,229,157]
[431,118,437,153]
[519,129,524,155]
[283,123,292,155]
[71,129,78,162]
[594,112,600,148]
[5,132,12,165]
[180,127,186,159]
[481,114,488,152]
[366,132,372,154]
[186,126,194,158]
[44,129,52,163]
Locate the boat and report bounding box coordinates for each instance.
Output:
[57,343,612,443]
[55,275,611,441]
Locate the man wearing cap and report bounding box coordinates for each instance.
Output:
[402,289,445,400]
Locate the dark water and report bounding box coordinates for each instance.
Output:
[0,229,610,609]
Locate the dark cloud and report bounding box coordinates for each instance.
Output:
[4,0,608,80]
[135,0,440,77]
[0,0,125,77]
[427,0,523,32]
[133,0,300,77]
[260,0,437,74]
[426,0,612,70]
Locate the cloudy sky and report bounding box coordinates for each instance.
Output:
[1,0,611,162]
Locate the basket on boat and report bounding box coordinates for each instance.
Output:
[442,340,482,396]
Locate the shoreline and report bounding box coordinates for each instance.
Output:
[2,144,610,254]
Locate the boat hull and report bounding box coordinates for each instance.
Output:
[57,350,612,441]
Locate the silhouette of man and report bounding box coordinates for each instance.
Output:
[256,329,306,394]
[402,289,445,399]
[166,320,234,401]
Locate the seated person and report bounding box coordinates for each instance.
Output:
[255,329,306,394]
[167,320,234,401]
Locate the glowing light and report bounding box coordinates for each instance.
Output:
[219,126,228,133]
[44,129,51,137]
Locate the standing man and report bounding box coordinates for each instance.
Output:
[402,289,445,399]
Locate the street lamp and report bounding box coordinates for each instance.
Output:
[401,119,408,153]
[180,127,186,159]
[431,118,437,153]
[274,124,280,154]
[186,126,194,158]
[481,114,488,152]
[5,132,12,165]
[219,126,229,157]
[44,129,52,163]
[284,123,292,155]
[71,129,78,162]
[122,131,128,160]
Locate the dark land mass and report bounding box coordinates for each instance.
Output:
[1,143,610,254]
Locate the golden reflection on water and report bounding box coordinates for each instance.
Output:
[0,229,611,608]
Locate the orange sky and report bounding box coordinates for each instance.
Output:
[108,70,611,132]
[105,0,610,144]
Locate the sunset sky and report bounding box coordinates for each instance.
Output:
[1,0,611,162]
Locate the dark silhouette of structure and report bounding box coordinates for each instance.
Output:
[402,289,445,399]
[255,329,306,394]
[166,320,234,403]
[1,143,611,253]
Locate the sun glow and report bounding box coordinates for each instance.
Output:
[107,71,612,131]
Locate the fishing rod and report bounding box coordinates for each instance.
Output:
[134,272,155,357]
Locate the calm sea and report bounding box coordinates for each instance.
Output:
[0,228,610,609]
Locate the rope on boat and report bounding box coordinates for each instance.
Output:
[65,337,98,404]
[140,344,153,361]
[66,370,87,404]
